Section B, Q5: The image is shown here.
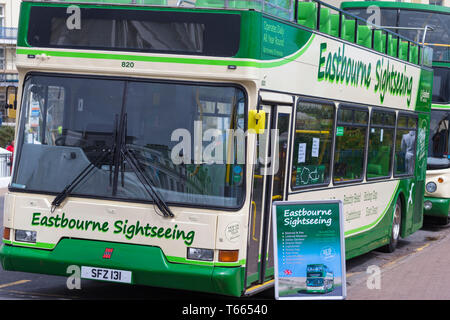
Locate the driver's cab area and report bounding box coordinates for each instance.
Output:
[39,78,121,164]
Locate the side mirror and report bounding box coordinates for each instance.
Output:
[248,109,266,134]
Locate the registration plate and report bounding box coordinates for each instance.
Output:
[81,266,132,284]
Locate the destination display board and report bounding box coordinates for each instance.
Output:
[272,200,346,300]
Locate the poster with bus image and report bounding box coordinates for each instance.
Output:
[272,200,346,300]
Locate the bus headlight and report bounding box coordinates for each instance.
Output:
[15,230,37,243]
[424,201,433,211]
[187,247,214,261]
[426,182,437,193]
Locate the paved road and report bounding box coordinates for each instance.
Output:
[0,191,448,300]
[346,217,450,300]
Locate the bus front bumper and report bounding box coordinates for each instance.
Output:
[0,238,244,297]
[423,197,450,218]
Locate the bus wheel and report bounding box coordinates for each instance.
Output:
[380,198,402,253]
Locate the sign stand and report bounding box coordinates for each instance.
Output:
[272,200,346,300]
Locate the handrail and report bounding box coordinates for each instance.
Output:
[178,0,429,64]
[293,0,430,66]
[312,0,425,50]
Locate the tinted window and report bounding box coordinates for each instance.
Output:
[333,107,368,183]
[397,10,450,61]
[395,114,417,176]
[28,6,241,57]
[433,67,450,104]
[292,100,334,187]
[345,7,450,61]
[344,8,397,28]
[367,110,395,179]
[428,110,450,170]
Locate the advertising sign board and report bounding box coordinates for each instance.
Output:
[273,200,346,300]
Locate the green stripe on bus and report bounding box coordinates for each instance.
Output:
[432,104,450,109]
[215,260,246,267]
[433,61,450,68]
[344,180,400,237]
[3,241,55,249]
[16,35,314,69]
[3,241,245,266]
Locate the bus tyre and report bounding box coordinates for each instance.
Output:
[380,198,402,253]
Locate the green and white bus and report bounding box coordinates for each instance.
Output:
[341,1,450,224]
[306,264,333,293]
[0,0,432,297]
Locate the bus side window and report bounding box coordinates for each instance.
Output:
[291,99,334,188]
[333,107,369,183]
[394,114,418,176]
[367,110,396,179]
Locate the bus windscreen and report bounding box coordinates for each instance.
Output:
[13,74,247,209]
[343,7,450,62]
[433,67,450,104]
[428,110,450,169]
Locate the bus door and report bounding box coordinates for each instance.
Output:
[245,100,292,294]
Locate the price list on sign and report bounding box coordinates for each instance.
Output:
[272,200,346,300]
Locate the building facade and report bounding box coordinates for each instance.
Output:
[0,0,18,124]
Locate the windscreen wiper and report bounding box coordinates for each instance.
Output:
[51,113,175,218]
[121,147,174,218]
[118,113,174,218]
[50,148,112,213]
